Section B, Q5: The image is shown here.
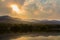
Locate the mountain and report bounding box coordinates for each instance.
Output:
[29,19,60,24]
[0,15,22,24]
[0,15,33,24]
[0,15,60,24]
[26,19,60,24]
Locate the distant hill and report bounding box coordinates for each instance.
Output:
[0,15,22,24]
[0,15,32,24]
[25,19,60,24]
[29,19,60,24]
[0,16,60,24]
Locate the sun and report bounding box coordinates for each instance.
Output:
[10,4,21,14]
[8,3,28,19]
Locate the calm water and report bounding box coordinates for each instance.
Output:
[11,36,60,40]
[0,32,60,40]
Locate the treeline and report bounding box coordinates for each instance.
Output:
[0,23,60,33]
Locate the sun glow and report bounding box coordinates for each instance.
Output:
[8,4,28,20]
[10,4,21,14]
[1,0,5,2]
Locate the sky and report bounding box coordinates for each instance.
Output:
[0,0,60,20]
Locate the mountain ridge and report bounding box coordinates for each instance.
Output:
[0,15,60,24]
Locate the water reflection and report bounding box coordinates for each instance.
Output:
[11,36,60,40]
[0,33,60,40]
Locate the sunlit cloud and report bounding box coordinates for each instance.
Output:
[1,0,5,2]
[10,4,21,14]
[21,0,60,20]
[0,0,60,20]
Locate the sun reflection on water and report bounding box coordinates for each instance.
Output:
[10,36,60,40]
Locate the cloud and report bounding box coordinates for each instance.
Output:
[0,0,60,20]
[0,0,25,16]
[12,0,25,5]
[22,0,60,20]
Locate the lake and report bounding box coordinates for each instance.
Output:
[0,32,60,40]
